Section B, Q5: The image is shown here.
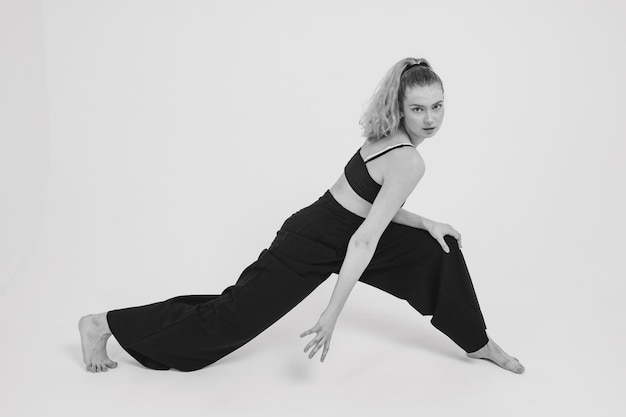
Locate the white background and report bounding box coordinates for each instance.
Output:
[1,0,624,416]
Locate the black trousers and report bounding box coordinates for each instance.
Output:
[107,191,488,371]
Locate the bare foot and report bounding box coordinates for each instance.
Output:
[467,337,525,374]
[78,313,118,373]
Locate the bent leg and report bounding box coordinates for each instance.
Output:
[359,223,488,353]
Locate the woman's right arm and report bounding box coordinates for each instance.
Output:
[300,148,425,361]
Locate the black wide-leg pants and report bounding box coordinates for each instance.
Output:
[107,191,488,371]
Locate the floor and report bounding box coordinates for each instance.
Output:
[2,1,624,415]
[0,240,622,417]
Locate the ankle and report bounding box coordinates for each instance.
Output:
[91,313,112,336]
[469,340,490,355]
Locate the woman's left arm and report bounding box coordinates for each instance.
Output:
[391,207,433,230]
[393,208,463,252]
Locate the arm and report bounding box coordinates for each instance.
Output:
[394,208,465,253]
[300,148,425,361]
[391,207,434,230]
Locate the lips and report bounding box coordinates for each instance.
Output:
[423,127,436,131]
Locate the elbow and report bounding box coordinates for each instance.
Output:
[349,234,376,251]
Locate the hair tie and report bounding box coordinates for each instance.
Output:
[401,61,428,76]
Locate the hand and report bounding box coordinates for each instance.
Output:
[423,219,462,253]
[300,311,338,362]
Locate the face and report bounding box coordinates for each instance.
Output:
[401,83,445,144]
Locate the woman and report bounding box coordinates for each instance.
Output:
[79,57,524,374]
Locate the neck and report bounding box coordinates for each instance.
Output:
[405,130,424,147]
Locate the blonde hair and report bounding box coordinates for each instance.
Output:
[359,57,444,141]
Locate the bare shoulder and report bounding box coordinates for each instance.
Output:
[383,146,425,181]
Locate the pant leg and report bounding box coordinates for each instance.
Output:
[107,199,346,372]
[359,222,488,353]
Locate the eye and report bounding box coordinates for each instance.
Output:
[411,107,423,113]
[433,103,443,110]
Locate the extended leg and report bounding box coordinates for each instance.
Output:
[103,227,342,372]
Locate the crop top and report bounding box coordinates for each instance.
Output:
[343,142,415,204]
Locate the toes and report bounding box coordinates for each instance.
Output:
[505,359,524,374]
[86,358,117,373]
[88,362,108,373]
[511,358,524,373]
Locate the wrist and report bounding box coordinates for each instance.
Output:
[321,307,340,321]
[411,213,430,231]
[418,216,434,231]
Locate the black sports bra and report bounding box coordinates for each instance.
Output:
[343,142,415,204]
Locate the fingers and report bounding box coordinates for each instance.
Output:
[429,228,451,254]
[301,320,335,362]
[426,220,467,253]
[300,324,321,338]
[309,343,321,359]
[439,227,463,253]
[450,232,462,250]
[438,237,450,253]
[452,230,462,248]
[301,326,321,353]
[321,340,330,362]
[301,331,331,361]
[308,337,330,361]
[449,227,462,247]
[304,336,321,353]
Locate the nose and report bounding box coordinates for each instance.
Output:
[424,111,434,125]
